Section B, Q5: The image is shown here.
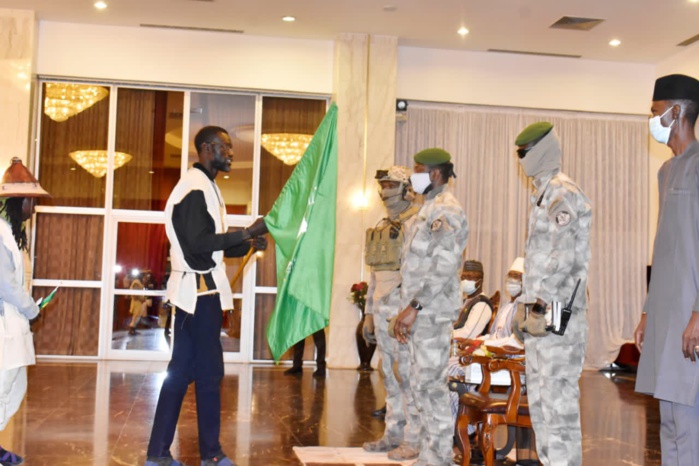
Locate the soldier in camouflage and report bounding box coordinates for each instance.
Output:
[513,122,592,466]
[362,166,421,461]
[392,148,469,466]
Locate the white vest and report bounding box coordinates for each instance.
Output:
[164,168,233,314]
[0,219,36,370]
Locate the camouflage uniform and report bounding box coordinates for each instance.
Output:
[523,170,592,466]
[367,274,421,447]
[400,184,469,466]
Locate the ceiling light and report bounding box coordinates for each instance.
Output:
[609,39,621,47]
[383,5,397,12]
[68,150,133,178]
[282,16,296,22]
[44,83,109,122]
[261,133,312,165]
[94,1,108,10]
[690,0,699,4]
[458,27,469,36]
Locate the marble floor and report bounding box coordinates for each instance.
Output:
[0,363,659,466]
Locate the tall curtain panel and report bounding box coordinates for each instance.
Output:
[395,102,648,369]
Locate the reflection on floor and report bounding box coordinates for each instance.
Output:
[0,363,660,465]
[111,328,241,353]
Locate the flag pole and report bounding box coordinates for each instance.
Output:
[230,247,255,289]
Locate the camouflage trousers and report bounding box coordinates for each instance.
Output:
[524,309,587,466]
[374,289,420,445]
[407,312,454,466]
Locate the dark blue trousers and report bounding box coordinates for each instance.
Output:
[147,295,224,460]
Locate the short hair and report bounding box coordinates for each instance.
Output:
[194,126,228,155]
[676,99,699,126]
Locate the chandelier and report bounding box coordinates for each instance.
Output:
[261,133,313,165]
[44,83,109,123]
[69,150,133,178]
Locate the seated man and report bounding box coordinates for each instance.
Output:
[448,257,525,421]
[453,260,492,339]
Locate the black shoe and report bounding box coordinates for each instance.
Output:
[372,405,387,417]
[284,366,303,376]
[128,328,139,336]
[313,367,326,378]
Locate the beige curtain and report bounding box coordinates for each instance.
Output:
[395,102,648,370]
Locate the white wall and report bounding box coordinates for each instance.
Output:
[37,22,334,94]
[397,46,656,115]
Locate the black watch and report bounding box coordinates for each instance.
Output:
[410,299,423,311]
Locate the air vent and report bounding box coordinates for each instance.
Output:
[140,24,244,34]
[550,16,604,31]
[488,49,581,59]
[678,33,699,47]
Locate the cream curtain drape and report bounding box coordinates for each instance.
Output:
[395,102,648,370]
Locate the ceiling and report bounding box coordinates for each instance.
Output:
[2,0,699,64]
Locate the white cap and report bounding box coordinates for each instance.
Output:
[509,257,524,274]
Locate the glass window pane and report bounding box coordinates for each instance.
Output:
[34,213,104,281]
[189,93,255,215]
[221,298,242,353]
[112,294,169,352]
[38,82,110,208]
[113,88,184,210]
[259,97,326,213]
[114,223,169,290]
[32,287,101,356]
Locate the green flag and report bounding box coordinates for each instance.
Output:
[264,103,338,361]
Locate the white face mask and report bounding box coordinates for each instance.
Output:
[648,106,675,145]
[410,173,431,194]
[506,281,522,297]
[460,279,477,295]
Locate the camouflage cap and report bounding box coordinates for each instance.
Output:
[375,165,411,184]
[413,148,451,165]
[515,122,554,147]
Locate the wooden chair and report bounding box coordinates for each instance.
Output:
[455,345,532,466]
[486,291,500,334]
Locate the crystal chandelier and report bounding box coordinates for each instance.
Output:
[44,83,109,123]
[261,133,313,165]
[69,150,133,178]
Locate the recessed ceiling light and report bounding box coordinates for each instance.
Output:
[383,5,397,12]
[609,39,621,47]
[94,1,108,10]
[458,27,469,36]
[282,16,296,22]
[690,0,699,4]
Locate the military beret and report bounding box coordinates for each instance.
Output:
[462,260,484,274]
[515,122,554,147]
[653,74,699,103]
[414,148,451,165]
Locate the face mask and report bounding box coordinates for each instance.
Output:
[410,173,432,194]
[460,279,477,295]
[506,281,522,297]
[517,129,561,178]
[648,106,675,145]
[379,186,402,200]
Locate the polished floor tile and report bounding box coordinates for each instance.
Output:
[0,363,660,465]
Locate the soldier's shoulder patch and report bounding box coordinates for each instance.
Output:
[555,210,571,226]
[431,219,443,231]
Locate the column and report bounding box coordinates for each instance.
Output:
[328,34,398,369]
[0,9,35,169]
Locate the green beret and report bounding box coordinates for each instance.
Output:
[515,122,554,146]
[414,148,451,165]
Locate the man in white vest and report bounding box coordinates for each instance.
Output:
[0,157,51,465]
[146,126,268,466]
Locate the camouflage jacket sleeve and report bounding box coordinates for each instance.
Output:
[365,269,376,315]
[406,196,469,308]
[527,179,592,307]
